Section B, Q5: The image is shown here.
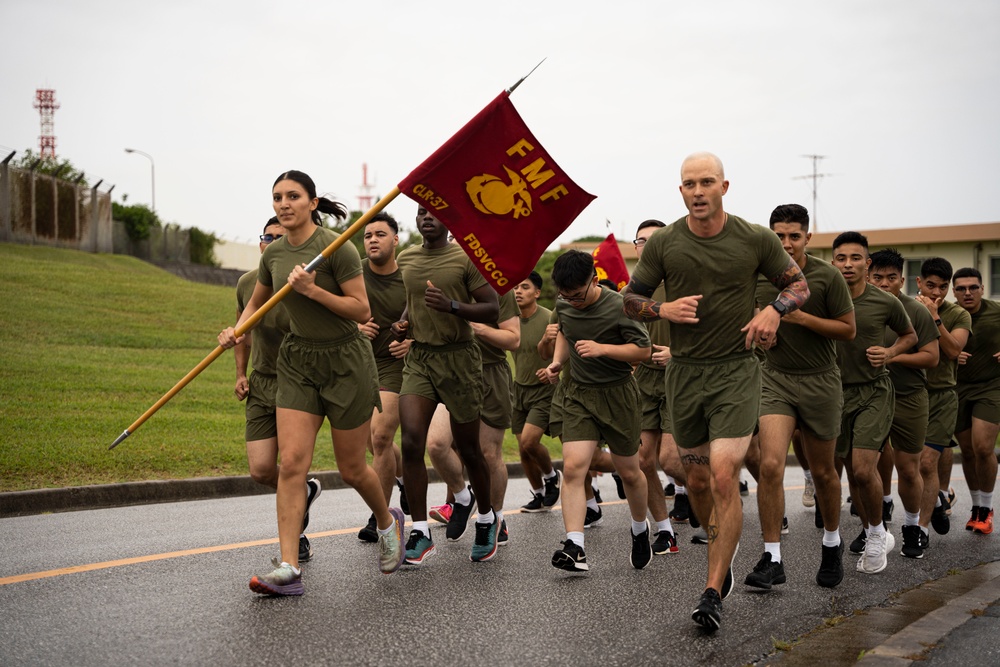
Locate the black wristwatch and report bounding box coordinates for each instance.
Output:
[769,300,789,317]
[934,318,943,326]
[450,300,460,314]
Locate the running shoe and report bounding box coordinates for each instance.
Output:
[249,558,303,596]
[966,506,982,531]
[302,478,321,532]
[669,493,691,523]
[521,493,546,513]
[691,529,708,545]
[691,588,722,632]
[630,521,652,570]
[429,503,453,524]
[781,516,789,535]
[652,530,679,555]
[816,541,844,588]
[664,482,675,499]
[882,498,894,524]
[552,540,588,572]
[378,508,405,574]
[470,515,500,562]
[803,478,816,507]
[721,542,739,600]
[919,530,929,550]
[404,528,436,565]
[973,508,994,535]
[612,472,626,500]
[358,513,378,543]
[849,527,867,554]
[744,552,786,590]
[739,479,749,496]
[814,501,824,529]
[542,470,562,507]
[593,487,603,505]
[900,525,924,559]
[931,492,951,535]
[690,508,701,529]
[849,496,859,517]
[584,506,603,528]
[498,520,509,546]
[446,487,476,541]
[396,480,410,515]
[947,487,957,514]
[858,530,894,574]
[298,534,312,562]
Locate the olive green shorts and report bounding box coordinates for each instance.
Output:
[634,362,671,433]
[925,388,959,447]
[561,376,641,456]
[511,382,556,435]
[956,380,1000,432]
[836,375,894,458]
[277,332,381,430]
[481,361,513,430]
[759,363,842,441]
[667,355,760,449]
[888,388,928,455]
[401,341,483,424]
[376,356,404,394]
[548,380,566,439]
[245,371,277,442]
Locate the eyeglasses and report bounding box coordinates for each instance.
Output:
[633,238,647,247]
[260,233,284,244]
[557,288,590,303]
[954,285,982,294]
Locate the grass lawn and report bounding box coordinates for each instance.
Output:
[0,243,562,492]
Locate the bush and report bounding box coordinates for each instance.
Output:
[189,226,219,267]
[112,202,160,242]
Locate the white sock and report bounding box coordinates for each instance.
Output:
[377,518,395,536]
[920,525,929,536]
[904,510,919,526]
[803,470,813,484]
[935,494,942,508]
[869,522,886,537]
[656,518,672,534]
[281,562,301,575]
[666,476,676,485]
[476,509,495,524]
[631,519,648,535]
[764,542,782,563]
[543,469,557,480]
[822,530,840,547]
[396,476,403,485]
[567,531,584,548]
[883,495,893,503]
[587,497,599,511]
[454,486,472,506]
[591,478,600,492]
[971,490,982,506]
[412,520,429,535]
[531,487,543,496]
[982,492,994,509]
[675,485,686,495]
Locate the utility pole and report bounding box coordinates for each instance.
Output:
[793,154,832,232]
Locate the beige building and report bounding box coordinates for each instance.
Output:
[562,222,1000,299]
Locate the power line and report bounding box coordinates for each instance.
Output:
[793,154,833,232]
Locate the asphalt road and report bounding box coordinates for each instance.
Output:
[1,470,997,667]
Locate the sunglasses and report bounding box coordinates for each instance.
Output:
[260,233,284,244]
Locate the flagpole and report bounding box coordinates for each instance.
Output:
[110,187,402,449]
[507,58,546,94]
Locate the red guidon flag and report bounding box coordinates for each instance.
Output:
[592,233,629,291]
[398,91,596,294]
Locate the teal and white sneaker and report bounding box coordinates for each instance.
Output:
[404,529,436,565]
[470,515,500,562]
[249,558,303,596]
[378,507,405,574]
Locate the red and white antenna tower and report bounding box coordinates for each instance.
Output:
[358,163,375,211]
[33,89,60,159]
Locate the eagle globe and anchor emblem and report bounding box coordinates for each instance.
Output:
[465,166,534,219]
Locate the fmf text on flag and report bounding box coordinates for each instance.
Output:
[398,91,596,294]
[592,233,629,291]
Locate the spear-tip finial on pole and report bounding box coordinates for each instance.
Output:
[507,58,547,95]
[109,430,131,450]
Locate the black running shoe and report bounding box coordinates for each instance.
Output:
[816,541,844,588]
[744,552,786,590]
[781,516,789,535]
[669,493,691,523]
[814,500,824,529]
[900,525,924,559]
[552,540,588,572]
[849,527,867,554]
[612,472,626,500]
[446,487,476,541]
[542,470,562,507]
[721,542,739,600]
[584,506,603,528]
[664,483,675,498]
[931,492,950,535]
[690,507,701,529]
[396,480,409,516]
[357,513,378,543]
[298,534,312,563]
[919,530,929,550]
[739,480,749,496]
[691,529,708,545]
[849,496,859,517]
[692,588,722,631]
[631,523,652,570]
[302,478,321,532]
[593,487,603,505]
[497,520,509,547]
[882,498,894,524]
[521,493,546,513]
[652,530,679,555]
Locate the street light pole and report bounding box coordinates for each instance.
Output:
[124,148,155,213]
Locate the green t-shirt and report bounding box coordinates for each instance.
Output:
[927,299,972,390]
[555,287,651,384]
[257,226,362,341]
[237,269,290,376]
[362,259,406,363]
[958,298,1000,385]
[397,242,488,345]
[476,290,520,365]
[756,254,853,374]
[631,214,791,360]
[513,305,553,386]
[836,283,911,385]
[639,284,670,370]
[886,293,939,395]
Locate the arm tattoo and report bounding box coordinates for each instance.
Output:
[621,279,663,322]
[769,256,810,314]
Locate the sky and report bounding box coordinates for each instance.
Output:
[2,1,998,247]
